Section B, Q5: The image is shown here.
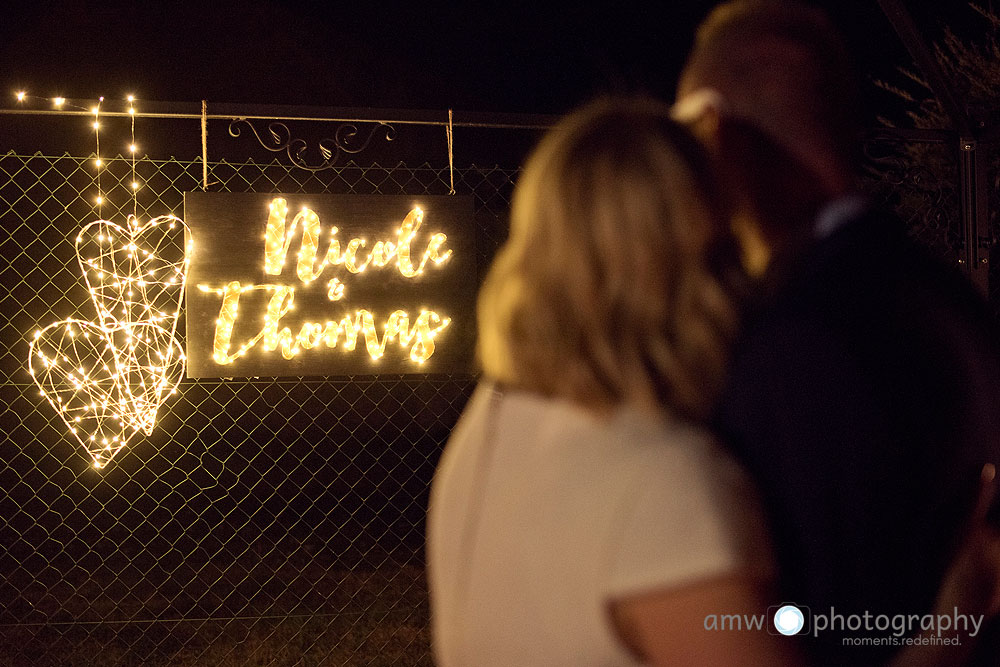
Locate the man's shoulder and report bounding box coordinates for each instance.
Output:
[724,206,1000,429]
[766,209,991,331]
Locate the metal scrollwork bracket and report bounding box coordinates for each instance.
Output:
[228,119,396,171]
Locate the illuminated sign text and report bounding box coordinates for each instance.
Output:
[184,193,475,377]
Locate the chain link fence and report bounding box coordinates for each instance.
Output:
[0,110,990,667]
[0,139,518,666]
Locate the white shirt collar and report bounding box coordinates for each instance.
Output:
[814,194,868,240]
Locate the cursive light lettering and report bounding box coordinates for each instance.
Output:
[199,198,455,367]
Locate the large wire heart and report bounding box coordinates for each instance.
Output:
[28,320,184,468]
[28,214,190,468]
[76,214,189,334]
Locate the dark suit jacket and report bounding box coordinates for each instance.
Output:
[717,209,1000,665]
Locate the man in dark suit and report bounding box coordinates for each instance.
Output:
[674,2,1000,664]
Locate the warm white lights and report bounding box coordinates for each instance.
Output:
[15,92,142,212]
[79,214,190,332]
[201,281,450,364]
[29,320,184,468]
[28,214,191,469]
[198,198,454,367]
[19,91,179,466]
[262,199,451,282]
[93,99,102,212]
[127,96,139,218]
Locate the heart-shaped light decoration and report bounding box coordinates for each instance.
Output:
[28,213,191,469]
[76,214,190,440]
[28,319,184,468]
[102,321,186,436]
[76,214,190,336]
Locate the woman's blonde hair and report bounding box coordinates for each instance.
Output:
[477,98,738,420]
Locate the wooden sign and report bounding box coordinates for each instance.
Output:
[183,193,475,378]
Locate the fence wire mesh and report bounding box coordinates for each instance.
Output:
[0,148,516,666]
[0,119,991,667]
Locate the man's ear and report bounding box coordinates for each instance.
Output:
[682,106,722,154]
[672,87,724,153]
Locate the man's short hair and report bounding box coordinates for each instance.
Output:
[679,0,862,172]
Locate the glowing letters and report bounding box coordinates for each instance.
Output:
[262,199,452,281]
[185,195,471,376]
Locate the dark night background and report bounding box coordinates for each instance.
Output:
[0,1,983,122]
[0,1,996,664]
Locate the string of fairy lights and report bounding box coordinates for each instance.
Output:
[17,93,458,469]
[19,91,190,469]
[14,92,141,213]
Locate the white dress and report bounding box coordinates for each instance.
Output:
[427,384,772,666]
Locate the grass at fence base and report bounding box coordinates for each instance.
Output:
[0,564,432,666]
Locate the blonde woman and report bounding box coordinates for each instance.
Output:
[427,98,787,665]
[426,98,1000,666]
